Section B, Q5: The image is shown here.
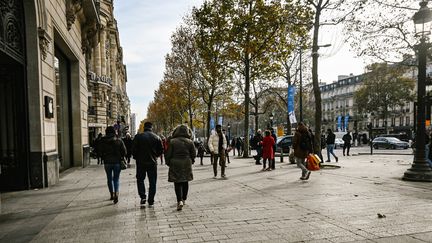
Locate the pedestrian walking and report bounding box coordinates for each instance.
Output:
[94,133,103,164]
[223,129,230,164]
[293,122,313,180]
[261,130,275,171]
[231,137,236,156]
[236,137,243,156]
[122,133,133,167]
[342,131,352,156]
[160,135,167,165]
[270,128,277,170]
[252,130,263,165]
[97,126,126,204]
[164,124,196,211]
[132,122,164,207]
[197,141,206,165]
[325,129,339,162]
[208,124,227,179]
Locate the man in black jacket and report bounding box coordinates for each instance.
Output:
[132,122,163,207]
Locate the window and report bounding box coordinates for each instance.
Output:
[399,117,404,126]
[406,116,410,126]
[391,117,395,127]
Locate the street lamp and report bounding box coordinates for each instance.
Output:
[269,113,274,128]
[403,0,432,182]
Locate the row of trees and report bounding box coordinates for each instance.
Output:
[145,0,423,156]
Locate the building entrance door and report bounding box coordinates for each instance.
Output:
[0,0,29,191]
[54,49,73,171]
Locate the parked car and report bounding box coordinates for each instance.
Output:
[275,135,293,153]
[378,133,410,142]
[372,137,409,149]
[334,138,344,149]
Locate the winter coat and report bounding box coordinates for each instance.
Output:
[342,133,352,145]
[96,133,126,164]
[326,133,336,145]
[293,125,313,159]
[122,136,133,158]
[262,135,275,160]
[208,131,227,155]
[132,128,163,166]
[165,125,196,183]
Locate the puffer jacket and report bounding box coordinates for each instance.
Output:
[165,125,196,183]
[132,128,163,166]
[97,133,126,164]
[293,125,313,159]
[208,131,227,154]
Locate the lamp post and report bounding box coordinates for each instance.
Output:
[403,0,432,182]
[269,113,274,129]
[227,123,231,142]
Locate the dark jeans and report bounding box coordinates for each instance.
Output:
[174,182,189,202]
[343,143,351,155]
[212,152,226,176]
[104,163,121,193]
[136,163,157,204]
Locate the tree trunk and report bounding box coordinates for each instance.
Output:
[188,107,194,132]
[206,102,212,140]
[312,7,322,154]
[243,54,251,158]
[254,104,259,132]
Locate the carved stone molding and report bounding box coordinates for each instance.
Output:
[0,0,25,63]
[38,27,51,60]
[66,0,83,30]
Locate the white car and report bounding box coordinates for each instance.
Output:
[334,138,344,149]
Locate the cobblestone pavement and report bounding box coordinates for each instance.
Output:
[1,147,432,243]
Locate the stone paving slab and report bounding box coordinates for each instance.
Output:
[1,147,432,243]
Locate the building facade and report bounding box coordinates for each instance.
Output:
[87,0,130,144]
[321,72,415,139]
[0,0,130,191]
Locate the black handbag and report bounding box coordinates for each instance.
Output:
[120,157,127,170]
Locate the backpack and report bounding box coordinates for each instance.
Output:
[299,132,311,151]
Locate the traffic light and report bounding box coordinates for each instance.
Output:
[367,122,372,130]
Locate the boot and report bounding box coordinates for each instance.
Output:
[110,192,114,200]
[113,192,119,204]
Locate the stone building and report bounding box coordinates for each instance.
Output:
[0,0,130,191]
[87,0,130,143]
[320,72,416,139]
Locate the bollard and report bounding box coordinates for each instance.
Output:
[280,150,284,163]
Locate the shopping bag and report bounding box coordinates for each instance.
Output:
[313,154,322,164]
[307,154,320,171]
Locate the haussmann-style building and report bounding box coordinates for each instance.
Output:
[0,0,130,191]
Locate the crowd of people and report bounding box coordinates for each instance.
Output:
[91,120,362,210]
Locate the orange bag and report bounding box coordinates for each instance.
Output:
[307,154,320,171]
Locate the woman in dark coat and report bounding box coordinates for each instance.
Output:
[97,126,126,203]
[165,124,196,211]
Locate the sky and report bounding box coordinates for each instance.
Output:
[114,1,367,130]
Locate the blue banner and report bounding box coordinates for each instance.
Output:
[344,115,350,131]
[218,116,223,125]
[210,117,215,131]
[337,116,342,132]
[288,85,297,123]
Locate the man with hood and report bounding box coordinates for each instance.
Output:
[132,122,163,207]
[208,124,227,178]
[164,124,196,211]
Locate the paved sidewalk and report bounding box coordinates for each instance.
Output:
[1,148,432,243]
